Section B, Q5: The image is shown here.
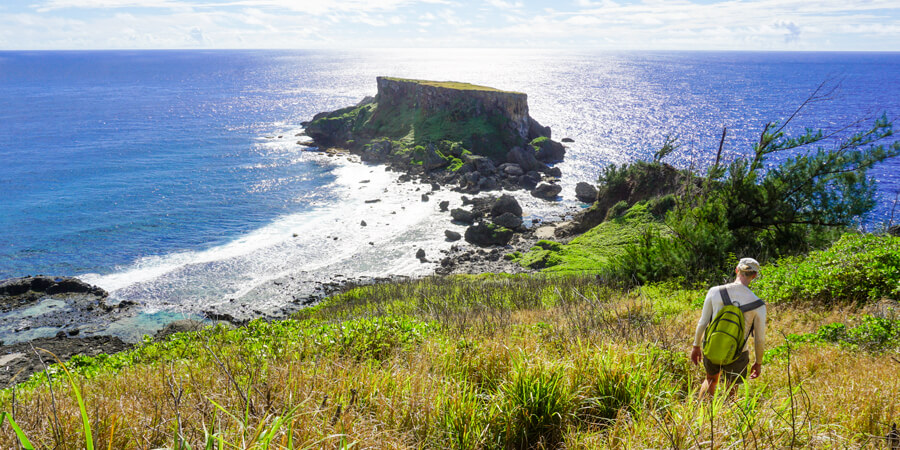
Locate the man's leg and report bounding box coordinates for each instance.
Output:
[699,372,720,398]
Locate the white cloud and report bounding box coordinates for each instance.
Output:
[486,0,522,9]
[8,0,900,49]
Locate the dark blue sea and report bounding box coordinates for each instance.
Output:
[1,50,898,339]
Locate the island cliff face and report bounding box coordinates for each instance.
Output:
[304,77,565,196]
[374,77,532,145]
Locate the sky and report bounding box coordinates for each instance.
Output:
[1,0,898,51]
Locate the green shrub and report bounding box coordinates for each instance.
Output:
[616,111,899,285]
[605,200,630,221]
[494,361,573,449]
[755,234,900,304]
[767,315,900,361]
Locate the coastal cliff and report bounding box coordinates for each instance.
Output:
[304,77,565,195]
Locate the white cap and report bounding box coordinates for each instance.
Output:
[737,257,761,273]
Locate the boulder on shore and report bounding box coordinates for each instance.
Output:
[491,194,523,218]
[444,230,462,241]
[507,146,548,173]
[531,183,562,200]
[464,223,514,247]
[450,208,476,224]
[575,182,599,203]
[493,212,524,230]
[533,138,566,163]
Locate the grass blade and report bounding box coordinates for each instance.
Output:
[2,412,36,450]
[36,348,94,450]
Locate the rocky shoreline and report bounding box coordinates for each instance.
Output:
[0,77,600,388]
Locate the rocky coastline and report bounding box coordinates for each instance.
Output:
[0,78,599,387]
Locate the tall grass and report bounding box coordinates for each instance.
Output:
[1,274,897,448]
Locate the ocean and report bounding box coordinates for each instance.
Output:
[1,49,898,340]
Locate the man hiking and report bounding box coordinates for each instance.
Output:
[691,258,767,397]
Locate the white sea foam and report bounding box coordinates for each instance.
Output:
[79,130,478,317]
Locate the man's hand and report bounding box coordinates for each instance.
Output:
[690,346,702,365]
[749,362,762,379]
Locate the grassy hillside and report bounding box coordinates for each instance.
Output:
[2,262,898,448]
[510,203,663,273]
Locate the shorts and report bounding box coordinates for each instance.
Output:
[703,350,750,384]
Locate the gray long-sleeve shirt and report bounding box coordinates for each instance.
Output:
[693,281,767,364]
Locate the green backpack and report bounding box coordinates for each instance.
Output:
[702,287,765,366]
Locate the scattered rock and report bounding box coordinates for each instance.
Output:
[421,193,430,202]
[416,248,426,259]
[365,199,381,204]
[439,200,450,212]
[464,222,514,246]
[575,182,599,203]
[519,171,542,190]
[562,137,574,143]
[444,230,462,241]
[500,163,524,177]
[531,183,562,200]
[450,208,476,224]
[491,194,523,217]
[493,212,524,230]
[533,138,566,163]
[424,143,451,170]
[546,167,562,178]
[507,146,548,173]
[360,220,367,227]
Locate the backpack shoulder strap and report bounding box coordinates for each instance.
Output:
[718,286,733,306]
[739,298,765,312]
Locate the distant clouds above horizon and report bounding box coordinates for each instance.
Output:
[1,0,898,50]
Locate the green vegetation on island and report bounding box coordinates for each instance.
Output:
[303,77,566,194]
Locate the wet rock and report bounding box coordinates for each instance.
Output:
[478,176,500,191]
[531,183,562,200]
[467,155,497,175]
[562,137,574,143]
[362,140,392,162]
[360,220,367,227]
[546,167,562,178]
[533,138,566,163]
[491,194,523,218]
[424,143,450,170]
[528,116,551,140]
[365,199,381,204]
[451,208,476,224]
[445,230,462,241]
[519,171,542,190]
[439,200,450,212]
[416,248,426,259]
[493,212,523,230]
[464,222,514,246]
[421,193,430,202]
[1,276,107,305]
[507,146,547,173]
[499,163,524,177]
[575,182,599,203]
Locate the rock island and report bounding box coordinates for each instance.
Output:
[304,77,566,197]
